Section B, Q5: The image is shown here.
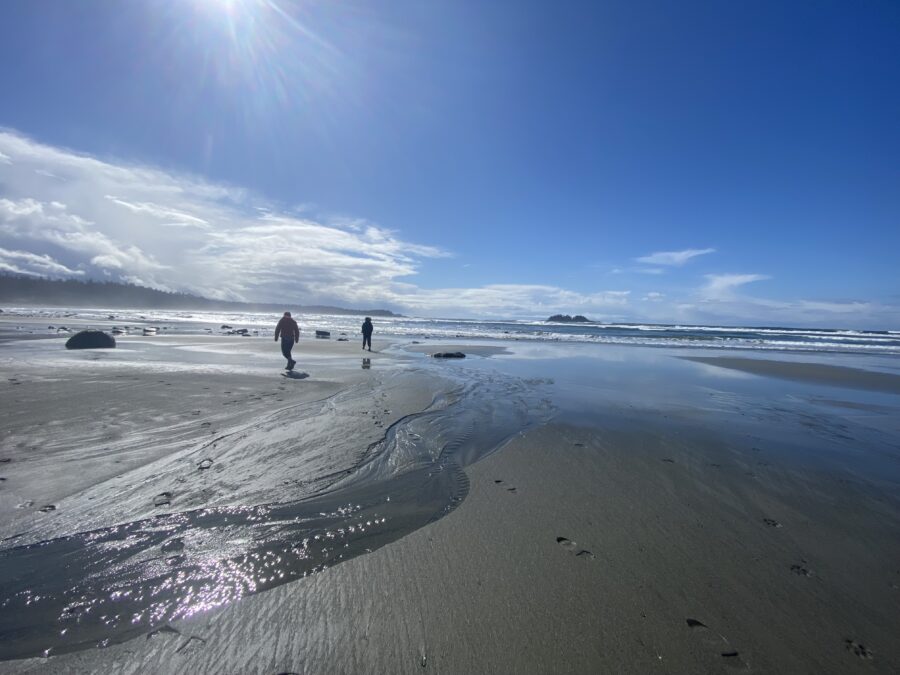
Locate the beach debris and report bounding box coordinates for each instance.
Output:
[221,325,232,329]
[0,458,10,463]
[686,619,707,628]
[154,492,173,507]
[38,504,57,513]
[198,458,213,471]
[337,337,349,341]
[17,501,34,509]
[142,327,158,336]
[65,330,116,350]
[661,458,675,463]
[432,352,466,358]
[315,330,331,339]
[762,518,782,528]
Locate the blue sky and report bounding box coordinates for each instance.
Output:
[0,0,898,327]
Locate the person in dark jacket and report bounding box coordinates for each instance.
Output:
[361,317,373,352]
[274,311,300,370]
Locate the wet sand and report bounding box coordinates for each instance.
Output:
[682,355,900,394]
[1,324,899,673]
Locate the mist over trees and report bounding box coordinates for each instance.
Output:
[0,274,399,317]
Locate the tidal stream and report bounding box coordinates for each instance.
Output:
[0,372,551,660]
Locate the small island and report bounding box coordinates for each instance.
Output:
[546,314,591,323]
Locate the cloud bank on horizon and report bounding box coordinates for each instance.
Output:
[0,130,895,328]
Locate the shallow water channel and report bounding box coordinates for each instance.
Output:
[0,370,552,661]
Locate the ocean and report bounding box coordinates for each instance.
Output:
[2,306,899,355]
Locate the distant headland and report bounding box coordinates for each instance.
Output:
[0,274,401,317]
[546,314,591,323]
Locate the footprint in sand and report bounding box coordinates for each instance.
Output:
[762,518,782,528]
[493,479,517,494]
[175,635,207,655]
[38,504,57,513]
[845,639,873,659]
[790,560,812,577]
[686,619,747,670]
[161,538,185,554]
[154,492,173,507]
[556,536,595,559]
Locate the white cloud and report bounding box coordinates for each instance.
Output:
[0,130,454,306]
[636,248,715,266]
[702,273,770,299]
[0,129,894,327]
[0,247,84,276]
[105,196,210,228]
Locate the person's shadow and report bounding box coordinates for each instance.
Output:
[281,371,309,379]
[362,358,371,370]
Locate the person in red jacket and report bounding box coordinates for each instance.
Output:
[274,311,300,370]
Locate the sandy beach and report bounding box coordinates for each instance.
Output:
[1,316,899,673]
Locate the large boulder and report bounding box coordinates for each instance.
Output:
[65,330,116,350]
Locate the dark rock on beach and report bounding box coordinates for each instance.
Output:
[65,330,116,350]
[433,352,466,358]
[315,330,331,339]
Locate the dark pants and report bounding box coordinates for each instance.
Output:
[281,338,295,364]
[362,334,372,350]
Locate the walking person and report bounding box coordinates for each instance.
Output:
[361,317,373,352]
[274,311,300,370]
